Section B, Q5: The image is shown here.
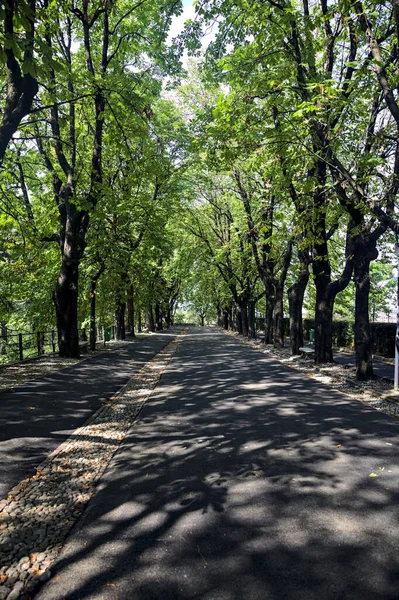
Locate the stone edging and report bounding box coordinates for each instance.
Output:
[0,331,187,600]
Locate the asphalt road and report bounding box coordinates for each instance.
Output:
[0,333,176,500]
[35,328,399,600]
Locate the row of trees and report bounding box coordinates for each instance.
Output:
[0,0,187,355]
[1,0,399,381]
[178,0,399,380]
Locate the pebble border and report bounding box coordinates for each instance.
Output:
[0,332,187,600]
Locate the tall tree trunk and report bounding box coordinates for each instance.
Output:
[137,310,142,332]
[288,259,309,354]
[146,305,155,332]
[54,257,79,358]
[247,300,256,338]
[89,261,105,351]
[223,310,229,330]
[241,301,249,336]
[155,303,163,331]
[228,306,234,330]
[89,279,97,351]
[273,286,285,349]
[127,284,135,337]
[264,285,274,344]
[114,297,126,340]
[353,242,378,380]
[236,305,243,335]
[314,289,334,363]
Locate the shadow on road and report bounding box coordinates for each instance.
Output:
[36,329,399,600]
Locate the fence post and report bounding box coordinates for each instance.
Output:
[37,331,42,355]
[51,329,56,353]
[18,333,23,361]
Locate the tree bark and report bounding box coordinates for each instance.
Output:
[264,285,274,344]
[89,280,97,352]
[247,300,256,338]
[114,297,126,340]
[288,257,309,354]
[54,257,79,358]
[241,301,249,336]
[146,305,155,332]
[0,0,38,165]
[223,310,229,330]
[353,241,378,380]
[314,291,334,363]
[155,303,163,331]
[127,285,135,337]
[273,286,285,349]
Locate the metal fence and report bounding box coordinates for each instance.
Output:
[0,325,116,366]
[0,329,57,365]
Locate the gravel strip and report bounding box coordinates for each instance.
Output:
[226,332,399,420]
[0,332,186,600]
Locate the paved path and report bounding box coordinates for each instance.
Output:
[0,332,176,500]
[34,328,399,600]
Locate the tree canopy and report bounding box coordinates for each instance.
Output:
[1,0,399,380]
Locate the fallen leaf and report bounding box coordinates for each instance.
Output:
[336,444,341,448]
[0,574,7,584]
[369,473,378,477]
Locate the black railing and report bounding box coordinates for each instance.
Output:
[0,325,116,366]
[0,329,57,365]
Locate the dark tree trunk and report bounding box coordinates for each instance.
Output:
[247,300,256,338]
[223,310,229,330]
[200,313,205,326]
[217,307,223,327]
[155,303,163,331]
[0,0,38,166]
[241,301,249,336]
[137,310,142,332]
[264,284,274,344]
[273,286,285,349]
[114,298,126,340]
[314,290,334,363]
[288,260,309,355]
[228,307,234,330]
[89,262,105,352]
[146,305,155,332]
[89,280,96,351]
[54,258,80,358]
[236,306,243,335]
[127,285,135,337]
[165,309,171,328]
[353,242,378,380]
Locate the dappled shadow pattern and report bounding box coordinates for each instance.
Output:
[0,332,177,498]
[36,328,399,600]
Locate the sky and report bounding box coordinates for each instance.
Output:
[167,0,196,42]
